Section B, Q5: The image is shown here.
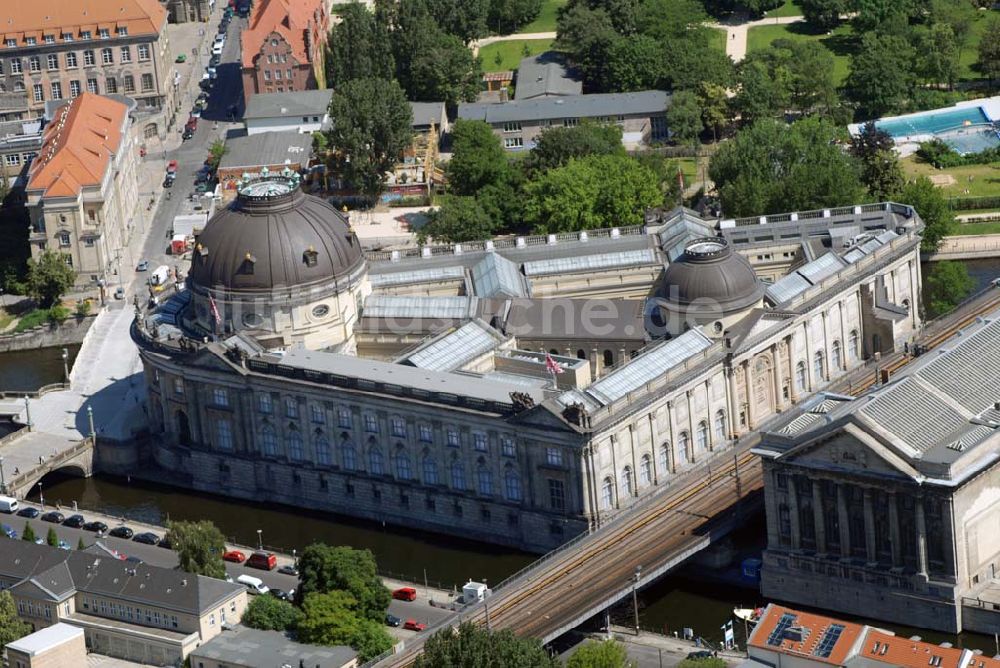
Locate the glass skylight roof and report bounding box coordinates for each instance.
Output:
[364,296,474,320]
[405,321,500,372]
[472,253,527,297]
[522,248,658,277]
[369,266,465,287]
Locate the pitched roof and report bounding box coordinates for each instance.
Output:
[410,101,445,129]
[458,90,670,124]
[749,604,864,665]
[0,0,166,45]
[243,89,333,120]
[240,0,325,69]
[515,53,582,100]
[854,630,966,668]
[27,93,128,198]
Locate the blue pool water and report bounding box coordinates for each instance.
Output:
[876,106,991,138]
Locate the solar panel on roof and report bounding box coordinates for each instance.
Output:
[522,248,658,276]
[767,613,797,646]
[814,624,845,658]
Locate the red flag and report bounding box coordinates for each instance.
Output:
[545,352,564,375]
[209,294,222,325]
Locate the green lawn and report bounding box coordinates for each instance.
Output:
[952,221,1000,235]
[521,0,566,33]
[901,158,1000,199]
[479,39,555,72]
[708,26,727,54]
[746,22,856,85]
[957,12,994,82]
[764,0,803,17]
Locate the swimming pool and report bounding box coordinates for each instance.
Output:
[875,106,991,138]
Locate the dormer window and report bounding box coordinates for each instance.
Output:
[99,28,110,39]
[25,37,36,46]
[303,246,318,267]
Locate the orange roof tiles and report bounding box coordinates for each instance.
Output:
[27,93,128,198]
[749,604,864,666]
[861,630,966,668]
[240,0,325,68]
[1,0,166,45]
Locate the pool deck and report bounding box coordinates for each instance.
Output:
[848,94,1000,137]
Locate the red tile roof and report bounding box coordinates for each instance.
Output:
[0,0,166,45]
[861,630,966,668]
[240,0,326,69]
[749,604,864,666]
[27,93,128,198]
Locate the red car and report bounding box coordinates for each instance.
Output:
[403,619,426,632]
[166,160,178,174]
[392,587,417,602]
[222,550,246,563]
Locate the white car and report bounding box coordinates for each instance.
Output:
[211,43,223,56]
[207,66,217,79]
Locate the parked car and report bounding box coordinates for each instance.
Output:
[0,496,17,513]
[163,176,175,187]
[237,574,269,595]
[223,550,246,563]
[182,128,195,141]
[108,526,133,539]
[268,588,292,601]
[247,551,277,571]
[133,532,160,545]
[114,287,125,301]
[402,619,427,632]
[175,53,187,63]
[57,540,71,550]
[686,651,714,661]
[166,159,178,173]
[212,42,224,56]
[83,521,108,533]
[1,524,16,539]
[207,66,217,79]
[62,514,86,528]
[136,259,149,271]
[392,587,417,602]
[41,511,65,523]
[277,564,299,577]
[17,507,40,518]
[385,614,402,627]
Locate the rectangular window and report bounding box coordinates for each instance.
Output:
[563,118,579,127]
[173,378,184,395]
[546,447,563,466]
[101,48,113,65]
[50,82,62,99]
[81,31,92,40]
[66,52,77,67]
[69,80,81,98]
[311,404,325,424]
[446,429,460,447]
[99,28,110,39]
[364,414,378,433]
[257,393,272,414]
[137,44,150,61]
[503,137,523,149]
[4,154,20,166]
[25,37,36,46]
[6,38,16,47]
[216,420,233,451]
[284,397,298,418]
[84,50,95,66]
[46,54,58,70]
[117,27,128,36]
[123,75,134,93]
[391,417,406,437]
[338,408,352,429]
[473,432,488,452]
[286,68,292,79]
[501,437,515,457]
[502,121,521,133]
[32,84,43,102]
[548,479,565,511]
[63,33,74,42]
[9,59,21,74]
[263,70,270,81]
[87,78,98,94]
[105,77,117,94]
[419,424,433,443]
[119,46,131,63]
[212,388,228,407]
[141,73,153,91]
[42,34,53,44]
[28,56,40,72]
[274,69,282,80]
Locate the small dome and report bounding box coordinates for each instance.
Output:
[188,179,364,293]
[660,238,763,314]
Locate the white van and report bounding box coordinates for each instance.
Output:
[150,265,170,286]
[236,574,269,595]
[0,496,19,513]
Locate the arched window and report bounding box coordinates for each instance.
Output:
[714,410,727,442]
[849,330,860,360]
[395,451,411,480]
[678,431,690,464]
[795,361,807,391]
[423,456,438,484]
[576,349,586,359]
[369,448,384,475]
[832,340,842,371]
[504,468,522,502]
[451,459,466,490]
[260,425,278,457]
[341,441,356,470]
[659,442,670,474]
[315,435,331,466]
[287,428,303,461]
[549,348,559,355]
[621,466,634,498]
[603,350,614,368]
[639,454,652,486]
[813,351,825,382]
[601,477,614,510]
[477,467,493,496]
[696,421,709,451]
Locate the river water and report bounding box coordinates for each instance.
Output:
[0,343,80,392]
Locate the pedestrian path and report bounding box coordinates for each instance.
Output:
[470,31,556,56]
[709,15,804,62]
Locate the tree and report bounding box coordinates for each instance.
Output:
[523,154,662,232]
[0,591,30,652]
[976,17,1000,85]
[845,32,914,119]
[894,176,954,251]
[566,639,636,668]
[781,41,838,117]
[527,123,624,172]
[676,659,727,668]
[242,594,302,631]
[297,591,393,662]
[562,0,642,35]
[165,520,227,580]
[415,622,558,668]
[800,0,847,30]
[488,0,543,34]
[424,0,489,43]
[851,0,919,35]
[850,122,904,201]
[604,35,665,92]
[709,117,864,217]
[555,4,618,92]
[405,33,482,109]
[446,119,510,196]
[326,3,394,88]
[419,196,497,243]
[206,140,226,171]
[77,537,86,550]
[294,544,390,623]
[666,90,702,147]
[25,250,75,308]
[698,82,730,142]
[326,78,413,203]
[925,261,975,317]
[46,527,58,547]
[733,57,789,125]
[21,522,35,542]
[914,23,960,89]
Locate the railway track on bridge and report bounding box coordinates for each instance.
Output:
[376,287,1000,667]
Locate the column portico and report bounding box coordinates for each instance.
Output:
[837,484,851,560]
[812,481,827,556]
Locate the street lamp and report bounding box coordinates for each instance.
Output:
[61,348,69,384]
[483,578,491,631]
[632,565,642,636]
[23,396,31,432]
[87,406,96,444]
[256,529,263,550]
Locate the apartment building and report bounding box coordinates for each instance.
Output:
[240,0,329,105]
[0,540,247,667]
[25,93,140,288]
[0,0,173,121]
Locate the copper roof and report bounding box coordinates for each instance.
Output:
[27,93,127,198]
[240,0,326,69]
[0,0,166,44]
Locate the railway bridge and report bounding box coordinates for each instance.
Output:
[374,285,1000,667]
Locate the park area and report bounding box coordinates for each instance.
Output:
[479,39,555,72]
[521,0,566,32]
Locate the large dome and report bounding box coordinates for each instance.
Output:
[188,179,364,293]
[660,237,763,314]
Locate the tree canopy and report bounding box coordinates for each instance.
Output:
[526,123,625,173]
[708,117,864,217]
[895,176,954,252]
[326,3,394,89]
[419,196,497,244]
[415,622,558,668]
[297,591,393,662]
[26,250,75,308]
[446,119,511,196]
[566,639,636,668]
[850,121,904,201]
[0,590,31,652]
[165,520,227,580]
[924,260,975,318]
[295,544,390,623]
[242,595,302,632]
[326,78,413,203]
[845,32,914,119]
[665,90,702,147]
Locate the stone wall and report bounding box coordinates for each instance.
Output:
[0,314,97,353]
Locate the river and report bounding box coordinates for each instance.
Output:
[0,343,80,392]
